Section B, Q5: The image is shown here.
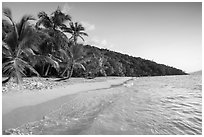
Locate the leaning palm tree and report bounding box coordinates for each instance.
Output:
[68,22,88,46]
[63,45,86,77]
[2,8,41,84]
[56,44,91,81]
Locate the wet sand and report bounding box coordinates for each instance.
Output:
[2,77,132,131]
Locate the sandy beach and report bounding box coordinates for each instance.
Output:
[2,77,133,133]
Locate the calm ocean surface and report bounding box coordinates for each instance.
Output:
[6,75,202,135]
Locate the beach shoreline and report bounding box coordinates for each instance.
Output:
[2,77,133,131]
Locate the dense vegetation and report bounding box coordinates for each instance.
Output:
[2,7,187,84]
[71,44,187,77]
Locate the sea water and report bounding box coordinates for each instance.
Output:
[4,75,202,135]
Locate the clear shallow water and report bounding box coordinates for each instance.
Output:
[4,75,202,135]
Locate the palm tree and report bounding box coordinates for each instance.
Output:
[59,22,88,79]
[68,22,88,46]
[36,7,71,31]
[56,44,90,81]
[51,7,72,31]
[36,8,72,77]
[36,8,89,80]
[2,8,41,84]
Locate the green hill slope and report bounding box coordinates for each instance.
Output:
[72,44,187,77]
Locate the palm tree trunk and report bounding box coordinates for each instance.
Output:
[45,64,50,76]
[55,64,73,82]
[61,67,67,77]
[42,64,45,76]
[66,69,69,77]
[55,46,74,81]
[68,64,74,78]
[61,61,70,77]
[74,36,77,46]
[54,76,69,81]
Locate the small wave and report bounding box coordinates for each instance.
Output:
[177,102,192,108]
[189,102,201,106]
[172,121,200,135]
[188,117,202,126]
[193,85,202,90]
[123,82,134,87]
[193,116,202,123]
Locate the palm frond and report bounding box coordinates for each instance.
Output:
[73,62,86,71]
[49,54,62,62]
[61,25,72,33]
[17,26,48,54]
[4,58,22,83]
[79,32,88,36]
[3,30,18,52]
[16,57,40,76]
[3,8,19,41]
[44,55,60,71]
[38,11,48,18]
[3,8,12,20]
[3,65,14,76]
[69,22,75,31]
[59,24,67,30]
[77,24,85,31]
[2,60,14,70]
[69,36,74,41]
[65,14,72,21]
[17,15,35,40]
[2,42,13,57]
[79,35,85,41]
[37,11,53,28]
[58,49,70,61]
[2,41,10,50]
[22,48,36,57]
[51,8,72,27]
[2,19,13,35]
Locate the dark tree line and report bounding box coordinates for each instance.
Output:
[71,45,187,78]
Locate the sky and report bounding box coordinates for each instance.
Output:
[2,2,202,73]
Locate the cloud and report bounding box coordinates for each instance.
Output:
[81,21,95,31]
[101,40,107,46]
[85,36,114,50]
[91,36,100,43]
[62,3,72,13]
